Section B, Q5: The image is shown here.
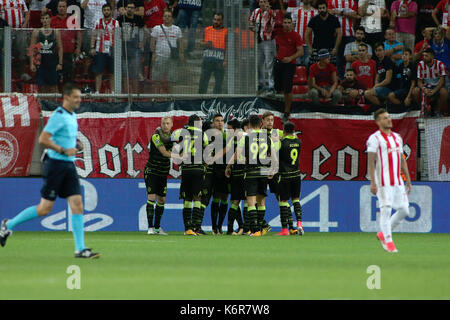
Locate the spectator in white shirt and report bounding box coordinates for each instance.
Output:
[150,9,183,93]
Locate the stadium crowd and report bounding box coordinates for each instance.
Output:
[0,0,449,116]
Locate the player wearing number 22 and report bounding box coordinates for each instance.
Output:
[276,121,304,236]
[366,108,412,253]
[0,84,99,258]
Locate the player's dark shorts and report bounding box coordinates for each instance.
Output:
[144,170,168,197]
[277,177,301,200]
[244,176,268,197]
[201,170,214,197]
[180,170,204,199]
[213,169,230,194]
[40,158,81,201]
[274,59,296,94]
[230,175,245,201]
[268,174,279,195]
[92,52,114,74]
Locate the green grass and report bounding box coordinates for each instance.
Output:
[0,232,449,299]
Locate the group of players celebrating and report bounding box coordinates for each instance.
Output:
[143,111,304,237]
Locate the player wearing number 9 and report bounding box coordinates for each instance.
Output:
[276,121,304,236]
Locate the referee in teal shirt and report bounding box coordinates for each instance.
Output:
[0,84,100,259]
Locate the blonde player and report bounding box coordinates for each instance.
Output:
[366,108,412,253]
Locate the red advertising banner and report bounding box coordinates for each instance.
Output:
[0,95,41,176]
[43,112,417,180]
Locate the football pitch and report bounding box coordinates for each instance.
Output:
[0,232,449,299]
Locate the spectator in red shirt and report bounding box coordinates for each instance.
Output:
[50,0,82,83]
[143,0,166,28]
[351,43,377,90]
[273,13,304,121]
[413,25,433,61]
[308,49,342,105]
[142,0,166,79]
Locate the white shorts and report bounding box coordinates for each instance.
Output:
[376,185,409,209]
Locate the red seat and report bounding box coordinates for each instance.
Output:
[292,85,309,102]
[293,66,307,85]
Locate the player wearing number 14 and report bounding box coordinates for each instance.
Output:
[366,108,412,253]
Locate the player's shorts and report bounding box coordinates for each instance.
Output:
[274,59,296,94]
[144,169,168,197]
[230,174,246,201]
[376,185,409,209]
[268,174,279,195]
[40,158,81,201]
[201,170,214,197]
[244,176,268,197]
[180,170,204,199]
[213,168,230,194]
[277,177,301,201]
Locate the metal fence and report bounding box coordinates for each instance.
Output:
[0,1,256,100]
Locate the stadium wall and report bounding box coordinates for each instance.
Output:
[1,179,448,233]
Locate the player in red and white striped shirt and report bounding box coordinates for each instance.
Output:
[367,108,412,253]
[295,0,317,65]
[415,48,448,116]
[0,0,29,28]
[90,3,119,94]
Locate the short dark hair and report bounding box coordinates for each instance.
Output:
[202,120,212,132]
[62,83,80,97]
[385,27,395,34]
[213,114,223,121]
[424,47,434,55]
[248,114,261,128]
[403,48,412,55]
[283,13,292,20]
[283,121,295,134]
[214,12,224,19]
[188,114,201,126]
[262,111,274,119]
[317,0,328,7]
[374,108,388,120]
[102,3,111,10]
[228,118,241,130]
[346,68,356,74]
[57,0,67,5]
[374,42,384,50]
[241,118,249,129]
[356,26,365,34]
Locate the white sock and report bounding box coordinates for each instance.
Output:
[379,206,393,243]
[391,206,409,231]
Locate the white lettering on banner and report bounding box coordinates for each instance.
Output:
[125,142,144,178]
[98,144,121,178]
[311,145,331,180]
[336,146,359,180]
[359,185,432,232]
[41,180,113,231]
[0,96,30,128]
[75,131,93,178]
[269,185,338,232]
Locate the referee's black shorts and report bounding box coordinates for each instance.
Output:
[274,59,296,94]
[40,158,81,201]
[277,177,301,201]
